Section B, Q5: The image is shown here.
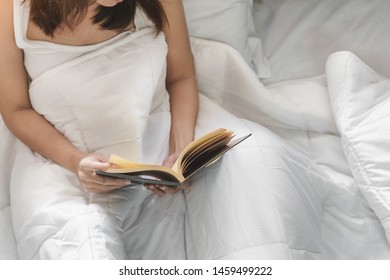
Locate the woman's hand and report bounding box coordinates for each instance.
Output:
[77,153,131,193]
[143,153,189,196]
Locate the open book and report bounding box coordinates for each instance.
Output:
[96,128,251,187]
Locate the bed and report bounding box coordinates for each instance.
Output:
[1,0,389,259]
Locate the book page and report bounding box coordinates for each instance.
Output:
[106,154,185,182]
[172,128,233,173]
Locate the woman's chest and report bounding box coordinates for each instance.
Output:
[26,18,134,46]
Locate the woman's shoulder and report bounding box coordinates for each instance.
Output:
[0,0,15,41]
[0,0,14,21]
[159,0,179,4]
[0,0,27,51]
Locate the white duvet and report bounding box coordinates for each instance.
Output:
[1,28,390,259]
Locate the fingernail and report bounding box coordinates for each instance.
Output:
[125,180,131,185]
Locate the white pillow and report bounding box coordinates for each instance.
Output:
[183,0,270,78]
[326,51,390,243]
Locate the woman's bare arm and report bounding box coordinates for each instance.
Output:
[161,0,199,159]
[145,0,199,196]
[0,0,85,173]
[0,0,128,192]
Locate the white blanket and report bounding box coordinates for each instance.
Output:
[190,39,390,259]
[327,51,390,246]
[0,120,18,259]
[1,32,390,259]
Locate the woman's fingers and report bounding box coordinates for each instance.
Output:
[91,172,130,186]
[77,153,131,193]
[159,185,177,194]
[79,154,110,171]
[144,184,166,196]
[143,184,182,196]
[80,176,130,193]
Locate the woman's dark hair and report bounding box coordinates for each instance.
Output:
[24,0,166,37]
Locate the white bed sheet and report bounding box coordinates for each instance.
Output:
[254,0,390,84]
[0,119,18,259]
[191,37,390,258]
[251,0,390,258]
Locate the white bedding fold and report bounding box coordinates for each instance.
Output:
[327,51,390,245]
[0,118,18,259]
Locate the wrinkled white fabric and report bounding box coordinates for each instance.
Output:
[255,0,390,84]
[0,119,18,259]
[327,51,390,244]
[190,39,390,259]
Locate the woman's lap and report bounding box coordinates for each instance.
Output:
[10,96,327,259]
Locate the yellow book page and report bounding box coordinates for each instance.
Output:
[108,154,143,169]
[107,154,185,182]
[182,132,233,170]
[171,128,232,172]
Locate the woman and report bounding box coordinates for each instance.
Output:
[0,0,200,259]
[0,0,198,195]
